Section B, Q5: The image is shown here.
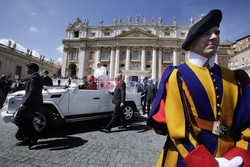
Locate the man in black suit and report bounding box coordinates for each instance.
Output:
[141,77,148,115]
[0,74,12,109]
[137,77,148,115]
[12,79,24,92]
[146,78,156,116]
[13,63,43,148]
[102,73,126,133]
[42,70,53,86]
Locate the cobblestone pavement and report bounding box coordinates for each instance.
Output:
[0,111,166,167]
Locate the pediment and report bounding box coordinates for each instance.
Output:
[67,17,86,30]
[116,28,158,38]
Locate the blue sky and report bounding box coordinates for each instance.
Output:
[0,0,249,63]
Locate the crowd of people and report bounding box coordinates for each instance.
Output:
[0,69,55,109]
[1,60,157,147]
[78,75,97,90]
[0,74,12,109]
[0,70,54,95]
[137,77,157,116]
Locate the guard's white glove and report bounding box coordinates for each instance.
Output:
[216,157,230,167]
[229,156,243,167]
[216,156,243,167]
[120,103,124,107]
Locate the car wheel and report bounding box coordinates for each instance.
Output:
[33,107,54,133]
[123,103,135,121]
[33,112,47,132]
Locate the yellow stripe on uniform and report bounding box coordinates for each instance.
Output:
[165,142,179,166]
[236,128,250,150]
[216,67,238,157]
[186,61,217,119]
[156,142,180,167]
[182,80,201,136]
[156,149,165,167]
[216,136,234,157]
[170,132,198,158]
[165,69,186,139]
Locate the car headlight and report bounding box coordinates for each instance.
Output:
[3,97,9,107]
[3,95,14,109]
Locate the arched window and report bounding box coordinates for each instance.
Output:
[89,51,94,60]
[163,51,171,61]
[121,51,126,60]
[103,51,109,60]
[146,51,152,61]
[68,63,77,77]
[180,53,186,63]
[71,51,77,60]
[132,50,139,60]
[15,66,22,79]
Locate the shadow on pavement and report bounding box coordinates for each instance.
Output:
[31,136,87,150]
[39,112,151,138]
[129,124,152,133]
[109,124,151,133]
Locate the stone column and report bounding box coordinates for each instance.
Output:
[158,47,163,79]
[82,30,87,38]
[173,48,178,66]
[94,47,101,70]
[152,47,157,81]
[114,46,120,77]
[109,47,115,79]
[125,46,131,82]
[140,47,146,81]
[78,46,86,79]
[67,32,70,39]
[61,47,68,77]
[185,51,190,60]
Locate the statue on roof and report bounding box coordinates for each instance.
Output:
[142,16,147,24]
[135,15,140,24]
[113,17,117,25]
[99,18,103,26]
[173,17,177,25]
[152,17,156,25]
[8,40,12,47]
[119,17,122,24]
[189,17,195,25]
[127,16,132,24]
[13,42,16,49]
[199,13,205,20]
[84,19,89,26]
[158,17,163,25]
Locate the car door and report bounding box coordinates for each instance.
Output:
[68,88,100,116]
[99,89,114,112]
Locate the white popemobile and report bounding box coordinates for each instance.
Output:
[1,75,142,132]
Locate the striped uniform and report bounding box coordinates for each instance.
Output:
[148,61,250,167]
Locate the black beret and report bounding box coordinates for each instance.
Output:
[26,63,39,72]
[182,9,222,51]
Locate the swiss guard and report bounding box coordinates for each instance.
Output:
[147,9,250,167]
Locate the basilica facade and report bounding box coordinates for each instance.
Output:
[61,16,195,82]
